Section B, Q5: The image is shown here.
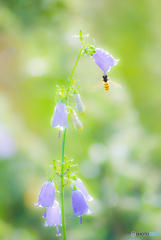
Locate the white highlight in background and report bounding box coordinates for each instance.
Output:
[27,58,47,77]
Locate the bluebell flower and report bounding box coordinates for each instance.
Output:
[75,178,93,201]
[51,102,69,138]
[92,48,119,74]
[35,181,55,207]
[43,201,62,236]
[71,189,91,224]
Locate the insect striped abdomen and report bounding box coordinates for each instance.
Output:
[104,82,109,91]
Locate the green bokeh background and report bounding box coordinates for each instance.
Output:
[0,0,161,240]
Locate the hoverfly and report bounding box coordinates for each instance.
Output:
[92,74,121,92]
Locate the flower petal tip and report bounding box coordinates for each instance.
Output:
[56,234,61,237]
[34,202,42,207]
[88,196,93,201]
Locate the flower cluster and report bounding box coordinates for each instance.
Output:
[50,32,119,138]
[51,86,85,137]
[35,177,93,235]
[35,181,62,236]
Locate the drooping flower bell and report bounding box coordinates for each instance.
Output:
[92,48,119,74]
[51,102,69,138]
[75,178,93,201]
[43,201,62,236]
[74,93,85,115]
[71,189,91,224]
[35,181,55,207]
[71,111,83,132]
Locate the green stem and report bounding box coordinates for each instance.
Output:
[60,50,81,240]
[60,129,66,240]
[67,51,82,96]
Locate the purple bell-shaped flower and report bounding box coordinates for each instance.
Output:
[75,178,93,201]
[92,48,119,74]
[51,102,69,138]
[35,181,55,207]
[43,201,62,236]
[71,189,91,224]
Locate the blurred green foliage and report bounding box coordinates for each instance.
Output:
[0,0,161,240]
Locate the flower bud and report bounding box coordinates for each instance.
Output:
[53,158,57,171]
[74,93,85,115]
[71,111,83,132]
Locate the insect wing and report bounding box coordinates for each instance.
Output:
[92,80,103,91]
[109,80,122,88]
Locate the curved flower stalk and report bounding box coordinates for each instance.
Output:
[51,102,69,138]
[35,181,55,207]
[75,178,93,201]
[43,201,62,236]
[71,189,91,224]
[74,93,85,115]
[92,48,119,74]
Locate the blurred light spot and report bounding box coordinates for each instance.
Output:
[88,143,108,164]
[109,84,128,105]
[154,194,161,207]
[140,209,154,224]
[23,133,50,162]
[108,140,129,167]
[156,214,161,231]
[27,58,47,76]
[80,160,100,178]
[119,197,140,210]
[2,236,17,240]
[0,46,20,86]
[14,229,31,240]
[125,108,138,123]
[88,199,104,216]
[0,127,16,159]
[103,191,119,207]
[24,188,38,209]
[142,190,156,204]
[123,163,142,180]
[24,177,47,209]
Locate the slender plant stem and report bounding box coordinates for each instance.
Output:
[60,128,66,240]
[60,50,82,240]
[67,51,82,96]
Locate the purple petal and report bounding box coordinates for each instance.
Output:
[71,190,91,217]
[51,102,69,130]
[92,48,119,73]
[44,201,62,226]
[56,226,61,236]
[75,178,93,201]
[0,126,17,159]
[42,208,46,218]
[35,181,55,207]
